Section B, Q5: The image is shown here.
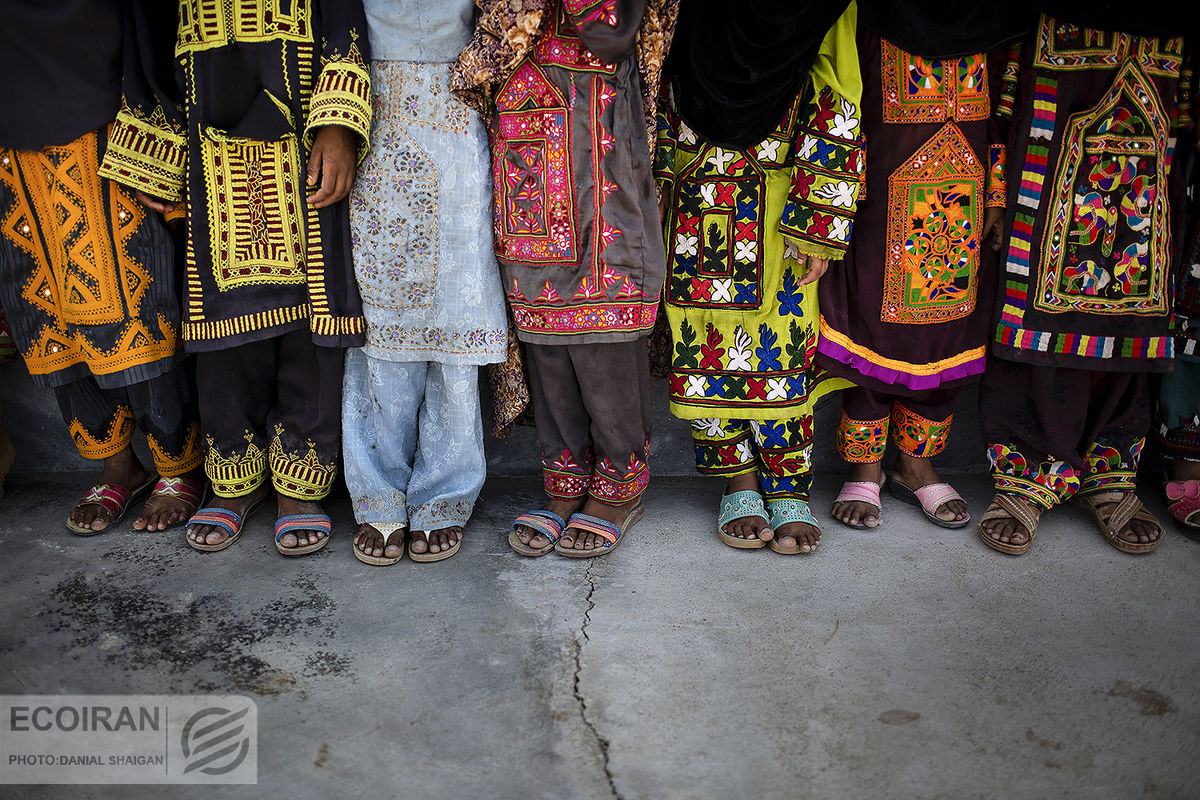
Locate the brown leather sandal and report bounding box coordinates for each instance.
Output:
[978,493,1042,555]
[1070,492,1163,554]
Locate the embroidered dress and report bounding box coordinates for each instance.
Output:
[0,3,202,477]
[99,0,374,500]
[657,5,861,500]
[981,16,1189,510]
[822,32,1006,464]
[341,0,507,531]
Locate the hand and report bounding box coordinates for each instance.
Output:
[795,254,830,286]
[307,126,358,208]
[136,191,177,214]
[984,207,1006,252]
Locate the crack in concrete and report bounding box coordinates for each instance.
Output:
[572,560,621,800]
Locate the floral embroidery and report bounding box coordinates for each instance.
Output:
[537,5,617,73]
[589,452,648,504]
[544,447,591,500]
[563,0,619,27]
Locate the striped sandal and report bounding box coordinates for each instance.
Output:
[717,489,771,549]
[556,503,644,558]
[509,510,566,557]
[66,476,156,535]
[136,475,206,531]
[185,493,268,552]
[275,513,332,556]
[766,498,821,554]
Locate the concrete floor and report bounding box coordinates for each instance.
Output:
[0,471,1198,799]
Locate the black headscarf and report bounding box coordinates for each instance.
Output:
[1031,1,1188,39]
[858,0,1035,61]
[667,0,852,149]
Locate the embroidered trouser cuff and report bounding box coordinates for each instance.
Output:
[691,416,815,501]
[836,386,958,462]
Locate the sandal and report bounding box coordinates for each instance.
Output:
[509,510,566,557]
[354,523,406,566]
[65,476,156,535]
[186,493,268,552]
[137,475,206,531]
[1071,492,1163,554]
[717,489,771,549]
[275,513,332,556]
[409,527,463,563]
[889,479,970,529]
[831,478,884,529]
[1165,479,1200,532]
[556,503,644,558]
[766,498,820,554]
[977,493,1041,555]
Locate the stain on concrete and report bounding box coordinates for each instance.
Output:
[42,570,344,694]
[1102,681,1178,717]
[1025,727,1064,751]
[314,743,333,770]
[877,709,920,725]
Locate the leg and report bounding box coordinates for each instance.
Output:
[692,417,772,545]
[978,360,1083,552]
[187,341,275,548]
[342,349,418,563]
[1153,359,1200,528]
[559,339,652,553]
[406,363,486,559]
[756,416,820,553]
[55,377,151,532]
[889,388,969,526]
[270,330,343,554]
[832,387,889,528]
[125,366,206,531]
[511,342,591,553]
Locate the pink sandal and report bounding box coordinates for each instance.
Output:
[1165,479,1200,531]
[138,475,206,531]
[65,477,156,536]
[890,479,970,529]
[832,479,884,529]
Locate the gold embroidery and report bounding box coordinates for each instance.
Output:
[99,103,188,202]
[147,421,204,477]
[177,0,313,56]
[269,425,337,501]
[306,40,373,159]
[205,432,267,498]
[69,406,136,460]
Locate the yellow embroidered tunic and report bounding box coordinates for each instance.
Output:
[99,0,373,352]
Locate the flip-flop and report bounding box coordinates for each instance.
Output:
[353,523,406,566]
[717,489,771,549]
[66,476,156,535]
[556,503,644,558]
[409,527,463,562]
[831,478,884,529]
[766,498,820,554]
[509,510,566,557]
[889,479,970,529]
[135,475,206,531]
[1070,492,1163,554]
[1165,479,1200,534]
[185,493,267,552]
[977,493,1041,555]
[275,513,332,556]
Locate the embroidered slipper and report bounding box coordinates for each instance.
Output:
[717,489,771,549]
[766,498,820,554]
[977,493,1041,555]
[65,476,156,535]
[1070,492,1163,554]
[353,523,406,566]
[135,475,206,531]
[889,479,970,529]
[831,478,884,529]
[556,503,644,558]
[1165,479,1200,533]
[409,527,463,562]
[275,513,332,556]
[185,493,268,552]
[509,510,566,557]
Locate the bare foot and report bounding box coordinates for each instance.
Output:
[773,519,820,553]
[892,452,968,524]
[71,447,149,532]
[410,526,462,555]
[513,497,584,551]
[720,471,774,543]
[354,523,405,561]
[831,461,884,528]
[185,482,268,548]
[133,469,205,531]
[559,497,640,552]
[276,495,329,550]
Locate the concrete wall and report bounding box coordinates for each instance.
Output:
[1,359,989,477]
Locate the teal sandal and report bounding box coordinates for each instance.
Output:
[766,498,820,554]
[717,489,771,549]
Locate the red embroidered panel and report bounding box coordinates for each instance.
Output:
[535,5,616,74]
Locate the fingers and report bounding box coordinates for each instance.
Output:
[795,256,830,286]
[136,190,176,214]
[307,153,356,208]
